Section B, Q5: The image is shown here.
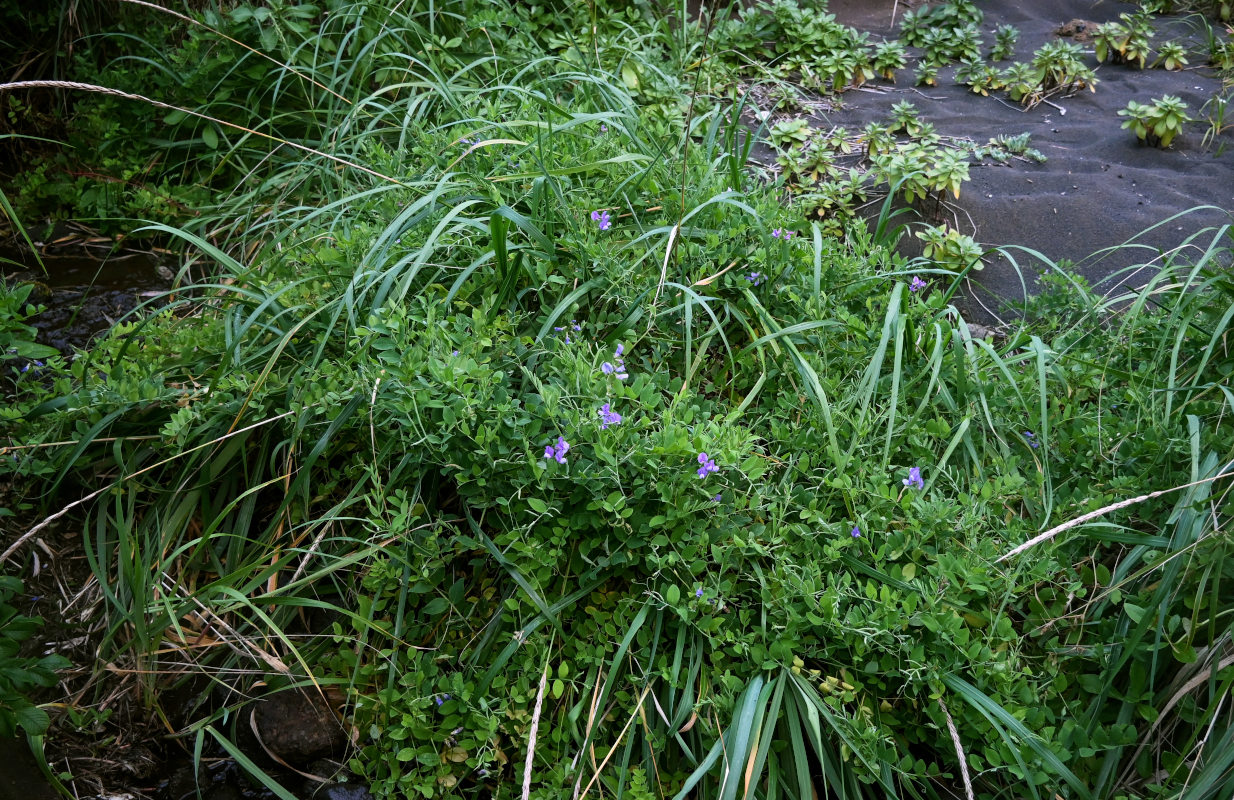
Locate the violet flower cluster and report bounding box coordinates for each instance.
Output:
[544,436,570,464]
[601,343,628,380]
[598,403,622,429]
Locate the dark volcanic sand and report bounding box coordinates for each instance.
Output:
[806,0,1234,319]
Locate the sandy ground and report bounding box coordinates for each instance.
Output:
[789,0,1234,319]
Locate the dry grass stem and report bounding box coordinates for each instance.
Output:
[938,696,975,800]
[998,466,1234,562]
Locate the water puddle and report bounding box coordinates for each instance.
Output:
[2,226,175,353]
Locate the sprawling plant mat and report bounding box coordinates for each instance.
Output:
[1,1,1232,799]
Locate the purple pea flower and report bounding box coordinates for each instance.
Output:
[851,525,861,538]
[909,276,928,293]
[745,272,763,286]
[601,343,628,380]
[1024,431,1039,449]
[543,436,570,464]
[591,210,612,231]
[695,587,704,598]
[696,452,719,479]
[713,494,722,502]
[598,403,622,429]
[772,228,781,238]
[902,466,924,490]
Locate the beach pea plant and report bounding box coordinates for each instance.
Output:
[1119,95,1193,147]
[0,577,70,737]
[0,282,59,368]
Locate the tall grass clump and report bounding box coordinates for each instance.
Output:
[1,1,1233,799]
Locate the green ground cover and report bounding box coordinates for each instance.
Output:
[1,1,1233,798]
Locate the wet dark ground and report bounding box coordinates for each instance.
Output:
[771,0,1234,322]
[0,737,59,800]
[1,229,174,354]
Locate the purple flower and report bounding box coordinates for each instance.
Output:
[1024,431,1039,449]
[435,694,451,706]
[696,452,719,479]
[598,403,623,429]
[591,210,612,231]
[784,230,795,240]
[543,436,570,464]
[851,525,861,538]
[553,321,581,344]
[695,587,704,598]
[772,228,781,238]
[600,123,608,133]
[902,466,924,490]
[713,493,722,502]
[744,271,763,286]
[452,349,459,356]
[601,344,628,380]
[909,276,928,293]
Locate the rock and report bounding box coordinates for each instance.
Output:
[250,691,347,766]
[1054,19,1100,43]
[311,782,373,800]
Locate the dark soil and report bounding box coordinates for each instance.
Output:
[800,0,1234,321]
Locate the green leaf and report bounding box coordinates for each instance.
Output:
[202,125,219,149]
[9,341,59,359]
[621,64,640,90]
[527,497,548,513]
[13,701,50,735]
[666,585,681,605]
